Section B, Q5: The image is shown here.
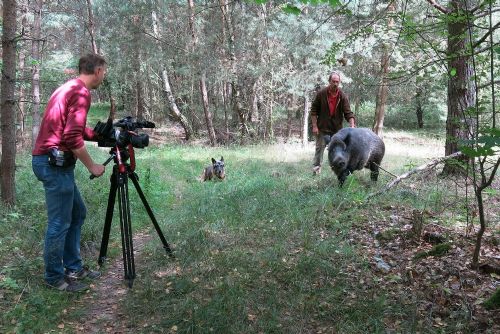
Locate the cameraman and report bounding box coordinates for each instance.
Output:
[32,54,107,292]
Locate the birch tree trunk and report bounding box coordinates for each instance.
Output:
[151,9,192,140]
[85,0,98,54]
[1,0,18,205]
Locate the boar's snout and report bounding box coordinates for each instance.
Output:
[331,157,346,172]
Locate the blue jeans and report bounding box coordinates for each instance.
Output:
[32,155,86,285]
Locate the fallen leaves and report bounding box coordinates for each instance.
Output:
[347,204,500,332]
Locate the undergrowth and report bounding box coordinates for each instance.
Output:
[1,131,495,333]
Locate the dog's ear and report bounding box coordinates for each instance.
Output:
[211,158,216,164]
[220,156,224,162]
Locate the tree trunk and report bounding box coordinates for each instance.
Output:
[17,47,26,148]
[188,0,216,145]
[442,0,476,174]
[220,0,246,138]
[265,89,274,140]
[222,83,229,137]
[161,70,193,140]
[1,0,18,205]
[471,186,485,268]
[85,0,98,54]
[285,94,296,142]
[302,92,310,146]
[416,86,424,128]
[136,80,145,120]
[372,2,395,138]
[373,64,388,137]
[17,2,29,148]
[31,0,43,149]
[200,73,216,145]
[151,9,192,140]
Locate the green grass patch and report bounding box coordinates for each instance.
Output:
[1,132,480,333]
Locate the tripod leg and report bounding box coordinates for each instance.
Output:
[117,173,136,288]
[129,172,174,257]
[98,168,118,265]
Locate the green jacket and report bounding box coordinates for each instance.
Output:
[311,87,355,135]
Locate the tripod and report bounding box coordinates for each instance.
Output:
[96,144,173,288]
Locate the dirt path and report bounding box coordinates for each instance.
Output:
[73,232,153,334]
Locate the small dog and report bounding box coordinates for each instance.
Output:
[200,156,225,181]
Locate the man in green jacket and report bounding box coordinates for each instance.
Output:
[311,71,356,175]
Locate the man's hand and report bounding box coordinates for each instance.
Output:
[72,146,105,178]
[311,115,319,135]
[88,163,105,178]
[349,118,356,128]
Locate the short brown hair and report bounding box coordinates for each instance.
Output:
[328,71,341,82]
[78,54,106,74]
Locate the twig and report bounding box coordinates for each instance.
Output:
[373,163,398,178]
[366,152,464,200]
[15,281,29,307]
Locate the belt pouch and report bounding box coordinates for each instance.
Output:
[48,148,76,167]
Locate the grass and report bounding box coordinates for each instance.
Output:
[2,129,481,333]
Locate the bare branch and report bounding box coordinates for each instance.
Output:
[426,0,450,14]
[473,20,500,48]
[480,157,500,191]
[366,152,464,200]
[477,80,500,90]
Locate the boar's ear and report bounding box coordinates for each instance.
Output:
[330,137,346,150]
[212,158,216,164]
[220,156,224,162]
[343,133,351,149]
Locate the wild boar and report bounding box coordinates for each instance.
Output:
[326,128,385,187]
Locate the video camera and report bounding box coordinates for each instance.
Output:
[94,116,155,149]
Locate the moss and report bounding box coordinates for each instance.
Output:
[375,228,399,242]
[413,242,452,260]
[484,288,500,310]
[426,242,452,256]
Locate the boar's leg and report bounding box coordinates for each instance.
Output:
[338,169,351,187]
[369,162,379,181]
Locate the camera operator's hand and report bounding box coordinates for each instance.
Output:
[72,146,106,178]
[89,163,105,178]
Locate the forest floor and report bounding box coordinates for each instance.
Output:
[2,124,498,333]
[64,126,499,333]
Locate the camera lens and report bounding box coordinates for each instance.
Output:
[130,133,149,148]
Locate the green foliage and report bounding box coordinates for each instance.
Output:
[414,243,452,260]
[484,288,500,310]
[355,101,446,130]
[282,4,302,15]
[460,128,500,158]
